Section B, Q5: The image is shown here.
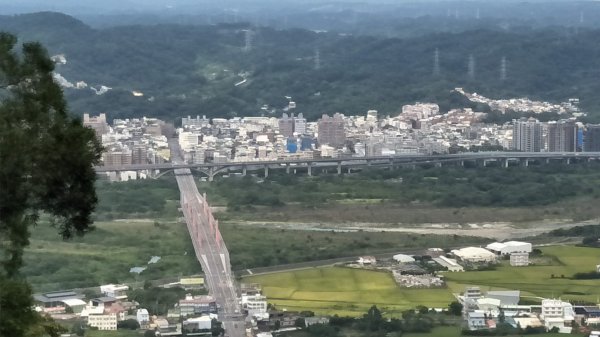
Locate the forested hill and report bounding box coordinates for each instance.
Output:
[2,12,600,122]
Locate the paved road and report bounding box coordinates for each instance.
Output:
[171,140,245,337]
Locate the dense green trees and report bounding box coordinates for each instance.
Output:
[3,13,600,122]
[0,32,102,337]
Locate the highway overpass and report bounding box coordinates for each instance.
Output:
[96,152,600,181]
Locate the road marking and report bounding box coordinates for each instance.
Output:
[201,254,211,274]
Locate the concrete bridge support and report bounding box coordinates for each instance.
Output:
[208,167,215,182]
[307,163,313,176]
[521,158,529,167]
[264,165,269,178]
[434,162,442,168]
[242,165,247,177]
[337,162,342,175]
[286,163,291,174]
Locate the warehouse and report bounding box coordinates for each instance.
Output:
[486,241,532,255]
[451,247,496,263]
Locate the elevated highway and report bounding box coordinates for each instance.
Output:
[96,151,600,181]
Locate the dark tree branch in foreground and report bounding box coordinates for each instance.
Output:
[0,32,102,337]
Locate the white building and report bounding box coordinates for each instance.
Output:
[486,241,532,255]
[184,316,212,331]
[433,256,464,272]
[451,247,496,263]
[393,254,416,264]
[99,284,129,300]
[88,313,117,331]
[242,294,268,316]
[541,299,574,333]
[510,252,529,267]
[358,256,376,265]
[136,309,150,328]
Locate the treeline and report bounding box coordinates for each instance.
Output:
[3,12,600,122]
[202,163,600,209]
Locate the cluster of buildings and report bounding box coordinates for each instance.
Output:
[511,118,600,152]
[461,287,600,334]
[33,278,221,335]
[457,88,581,115]
[83,113,171,181]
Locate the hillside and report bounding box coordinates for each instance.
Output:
[2,12,600,122]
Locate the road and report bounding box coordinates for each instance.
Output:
[171,140,245,337]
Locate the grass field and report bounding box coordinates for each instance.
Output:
[245,246,600,317]
[445,245,600,303]
[86,330,141,337]
[23,220,200,292]
[244,267,454,317]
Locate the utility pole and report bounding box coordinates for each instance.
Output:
[314,48,321,70]
[468,54,475,80]
[433,48,440,76]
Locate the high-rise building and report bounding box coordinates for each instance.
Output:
[318,113,346,148]
[278,113,307,137]
[512,118,543,152]
[584,124,600,152]
[547,120,577,152]
[278,113,294,137]
[83,113,109,139]
[132,144,148,164]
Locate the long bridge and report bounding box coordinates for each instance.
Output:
[96,151,600,181]
[171,140,245,337]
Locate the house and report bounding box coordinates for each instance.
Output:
[467,311,487,330]
[136,309,150,329]
[99,284,129,300]
[451,247,496,263]
[486,241,532,255]
[358,256,376,265]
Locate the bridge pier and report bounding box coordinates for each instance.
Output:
[337,162,342,175]
[503,159,509,168]
[264,165,269,178]
[307,163,312,176]
[286,163,290,174]
[434,162,442,168]
[521,158,529,167]
[565,158,571,165]
[242,165,247,176]
[208,167,215,182]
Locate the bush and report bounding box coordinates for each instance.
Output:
[117,319,140,330]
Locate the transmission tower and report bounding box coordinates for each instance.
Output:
[467,54,475,80]
[500,56,507,81]
[243,30,253,52]
[433,48,440,76]
[314,48,321,70]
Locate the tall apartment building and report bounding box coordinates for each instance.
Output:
[318,113,346,148]
[278,113,307,137]
[512,118,543,152]
[547,120,577,152]
[131,144,148,164]
[83,113,109,139]
[584,124,600,152]
[182,115,210,128]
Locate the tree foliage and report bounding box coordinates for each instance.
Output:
[0,32,102,337]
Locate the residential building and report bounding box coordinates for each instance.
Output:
[131,144,148,164]
[242,294,268,316]
[547,120,577,152]
[100,284,129,300]
[541,299,575,333]
[87,313,118,331]
[510,253,529,267]
[83,113,109,139]
[584,124,600,152]
[136,309,150,328]
[178,295,217,317]
[318,113,346,148]
[512,118,543,152]
[182,115,210,128]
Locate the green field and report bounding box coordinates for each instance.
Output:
[23,220,200,291]
[244,267,454,317]
[445,245,600,303]
[246,246,600,317]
